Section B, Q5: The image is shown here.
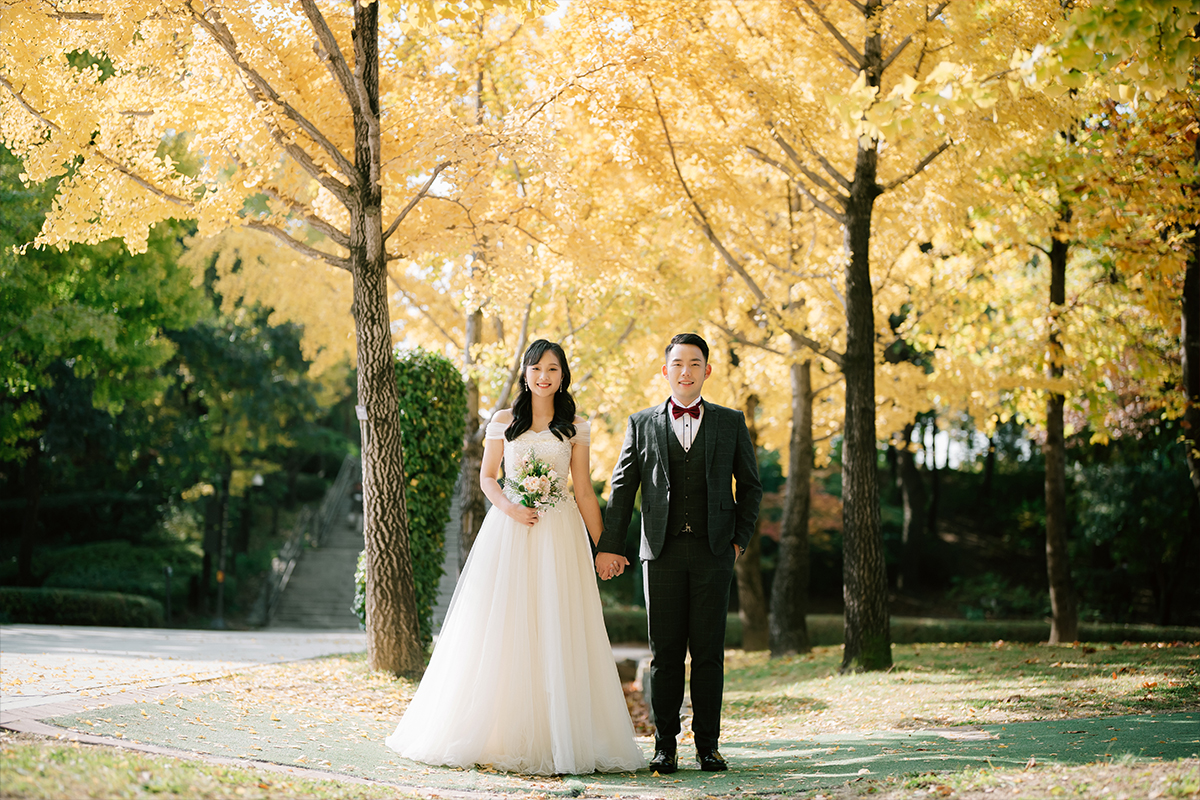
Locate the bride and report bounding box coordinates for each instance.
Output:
[385,339,646,775]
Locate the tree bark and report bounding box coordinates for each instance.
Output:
[352,1,423,677]
[735,394,769,651]
[17,441,41,586]
[770,353,813,656]
[925,414,940,542]
[1045,205,1077,644]
[459,308,486,560]
[895,423,927,593]
[839,0,892,671]
[982,431,996,501]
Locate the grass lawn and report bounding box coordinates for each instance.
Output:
[2,640,1196,799]
[0,732,407,800]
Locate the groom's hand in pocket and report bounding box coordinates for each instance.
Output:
[595,552,629,581]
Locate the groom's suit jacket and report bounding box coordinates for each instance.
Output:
[598,399,763,561]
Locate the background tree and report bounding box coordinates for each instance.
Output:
[0,145,204,585]
[552,0,1063,669]
[0,0,554,675]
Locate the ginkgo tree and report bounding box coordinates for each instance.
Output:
[0,0,554,676]
[1050,0,1200,510]
[554,0,1065,670]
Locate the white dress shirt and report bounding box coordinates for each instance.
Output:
[669,396,704,452]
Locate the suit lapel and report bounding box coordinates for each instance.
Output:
[652,401,671,470]
[703,400,718,471]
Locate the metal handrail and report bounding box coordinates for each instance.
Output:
[252,454,360,627]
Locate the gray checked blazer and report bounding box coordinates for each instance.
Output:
[598,399,763,561]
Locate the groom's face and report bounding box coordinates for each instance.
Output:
[662,344,711,405]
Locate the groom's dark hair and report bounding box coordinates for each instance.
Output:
[665,333,709,363]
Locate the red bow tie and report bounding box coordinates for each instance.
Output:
[671,401,701,419]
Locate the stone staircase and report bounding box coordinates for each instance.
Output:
[265,459,473,633]
[269,509,364,630]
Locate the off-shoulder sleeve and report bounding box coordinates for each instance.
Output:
[572,419,591,446]
[485,420,509,440]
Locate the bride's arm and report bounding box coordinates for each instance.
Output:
[570,440,604,546]
[480,413,539,527]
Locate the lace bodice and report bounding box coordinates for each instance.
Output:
[486,419,589,509]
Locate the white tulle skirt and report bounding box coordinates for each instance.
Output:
[385,499,647,775]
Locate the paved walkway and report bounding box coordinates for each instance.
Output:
[2,625,1196,798]
[0,625,367,713]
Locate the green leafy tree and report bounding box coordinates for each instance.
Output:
[0,145,203,584]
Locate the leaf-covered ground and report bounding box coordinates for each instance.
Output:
[6,641,1198,799]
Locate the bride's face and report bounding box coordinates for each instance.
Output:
[525,351,563,398]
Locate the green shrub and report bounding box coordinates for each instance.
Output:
[0,587,164,627]
[948,571,1049,621]
[39,539,201,611]
[353,348,467,647]
[600,610,1200,647]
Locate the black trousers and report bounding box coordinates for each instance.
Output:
[643,531,735,751]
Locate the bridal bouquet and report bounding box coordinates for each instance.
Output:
[505,452,566,510]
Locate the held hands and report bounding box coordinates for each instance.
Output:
[506,501,540,527]
[595,552,629,581]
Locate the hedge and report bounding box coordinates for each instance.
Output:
[353,347,467,647]
[0,587,165,627]
[601,609,1200,647]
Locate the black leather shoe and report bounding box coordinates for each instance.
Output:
[648,747,678,774]
[697,748,728,772]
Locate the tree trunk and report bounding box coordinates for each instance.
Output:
[1045,205,1077,644]
[352,1,423,677]
[982,431,996,501]
[839,0,891,671]
[895,423,927,593]
[459,307,486,560]
[735,394,769,651]
[925,414,940,541]
[770,354,813,656]
[17,441,41,586]
[201,491,220,607]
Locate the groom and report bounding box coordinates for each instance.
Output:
[596,333,762,774]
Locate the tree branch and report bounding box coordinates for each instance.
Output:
[652,83,845,369]
[812,375,844,398]
[495,296,535,410]
[883,140,951,191]
[386,270,462,348]
[298,0,362,116]
[881,1,950,72]
[520,62,620,126]
[191,6,355,201]
[706,320,787,356]
[773,129,852,192]
[576,317,636,387]
[244,221,350,270]
[794,0,864,69]
[259,187,349,248]
[748,146,847,224]
[383,162,452,242]
[0,74,193,209]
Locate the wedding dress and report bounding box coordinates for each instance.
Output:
[385,419,647,775]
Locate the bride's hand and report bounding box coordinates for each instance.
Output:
[507,503,540,527]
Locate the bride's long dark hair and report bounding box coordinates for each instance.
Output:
[506,339,577,442]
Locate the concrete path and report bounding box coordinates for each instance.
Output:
[2,624,1196,799]
[0,625,366,713]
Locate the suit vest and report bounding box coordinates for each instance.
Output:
[665,413,709,538]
